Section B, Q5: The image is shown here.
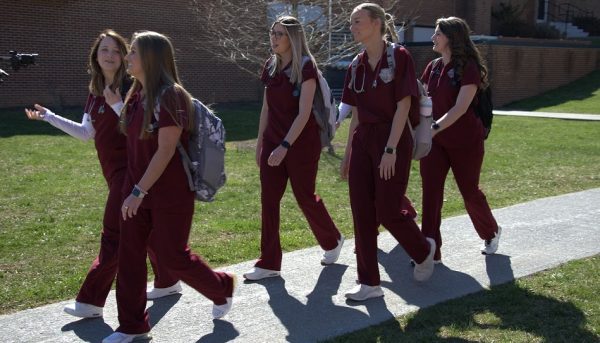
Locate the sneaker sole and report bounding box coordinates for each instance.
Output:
[243,272,280,281]
[345,292,384,302]
[64,308,102,318]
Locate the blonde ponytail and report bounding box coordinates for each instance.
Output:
[384,13,399,43]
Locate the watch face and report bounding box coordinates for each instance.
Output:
[385,147,394,154]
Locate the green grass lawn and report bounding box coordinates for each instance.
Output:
[1,105,599,316]
[502,70,600,114]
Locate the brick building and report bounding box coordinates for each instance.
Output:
[1,1,598,109]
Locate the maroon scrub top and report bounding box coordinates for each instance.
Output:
[341,45,419,125]
[85,93,127,185]
[421,58,485,147]
[123,87,194,209]
[260,57,319,145]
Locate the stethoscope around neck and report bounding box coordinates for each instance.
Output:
[350,51,384,94]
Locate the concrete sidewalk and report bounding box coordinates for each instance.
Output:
[494,110,600,121]
[1,189,599,343]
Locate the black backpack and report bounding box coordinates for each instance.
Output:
[475,86,493,139]
[432,58,493,139]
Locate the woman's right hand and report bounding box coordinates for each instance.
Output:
[103,85,122,106]
[24,104,48,121]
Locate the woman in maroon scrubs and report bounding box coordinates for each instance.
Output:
[340,3,435,302]
[420,17,501,263]
[25,30,179,319]
[243,16,344,281]
[102,31,235,343]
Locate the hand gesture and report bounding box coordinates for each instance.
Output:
[24,104,48,121]
[103,85,122,106]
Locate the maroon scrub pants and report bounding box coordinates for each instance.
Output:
[349,123,430,286]
[75,170,178,307]
[115,200,234,334]
[419,138,498,260]
[256,128,341,271]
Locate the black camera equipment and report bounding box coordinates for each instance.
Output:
[0,51,39,82]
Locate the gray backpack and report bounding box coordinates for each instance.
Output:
[285,56,338,147]
[153,97,226,202]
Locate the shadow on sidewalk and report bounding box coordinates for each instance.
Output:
[252,264,389,342]
[148,293,182,327]
[61,317,113,343]
[195,320,239,343]
[60,294,182,342]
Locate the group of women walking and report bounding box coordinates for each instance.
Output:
[25,2,501,342]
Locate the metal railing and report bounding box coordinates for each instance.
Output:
[545,1,595,34]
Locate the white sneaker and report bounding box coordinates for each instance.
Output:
[146,281,183,300]
[414,238,436,282]
[212,274,237,319]
[481,226,502,255]
[344,284,384,301]
[63,301,103,318]
[410,258,442,266]
[321,235,345,265]
[212,297,232,319]
[102,331,151,343]
[243,267,280,281]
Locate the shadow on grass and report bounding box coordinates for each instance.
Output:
[401,254,596,341]
[502,70,600,111]
[1,103,262,141]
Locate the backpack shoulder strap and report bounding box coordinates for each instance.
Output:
[386,42,400,72]
[348,52,362,90]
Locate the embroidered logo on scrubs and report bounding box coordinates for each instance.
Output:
[447,68,455,79]
[379,68,394,84]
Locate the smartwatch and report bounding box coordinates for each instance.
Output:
[131,185,147,199]
[384,146,396,154]
[432,121,441,131]
[281,140,291,149]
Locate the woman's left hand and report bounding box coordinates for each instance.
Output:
[379,153,396,180]
[267,146,288,167]
[121,194,143,220]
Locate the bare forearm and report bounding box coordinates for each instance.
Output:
[344,108,359,156]
[434,84,477,131]
[284,79,316,145]
[386,96,411,149]
[136,146,176,192]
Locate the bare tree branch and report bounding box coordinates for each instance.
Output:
[189,0,420,78]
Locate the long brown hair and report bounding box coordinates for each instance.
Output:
[436,17,489,89]
[88,29,129,96]
[121,31,194,139]
[353,3,399,43]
